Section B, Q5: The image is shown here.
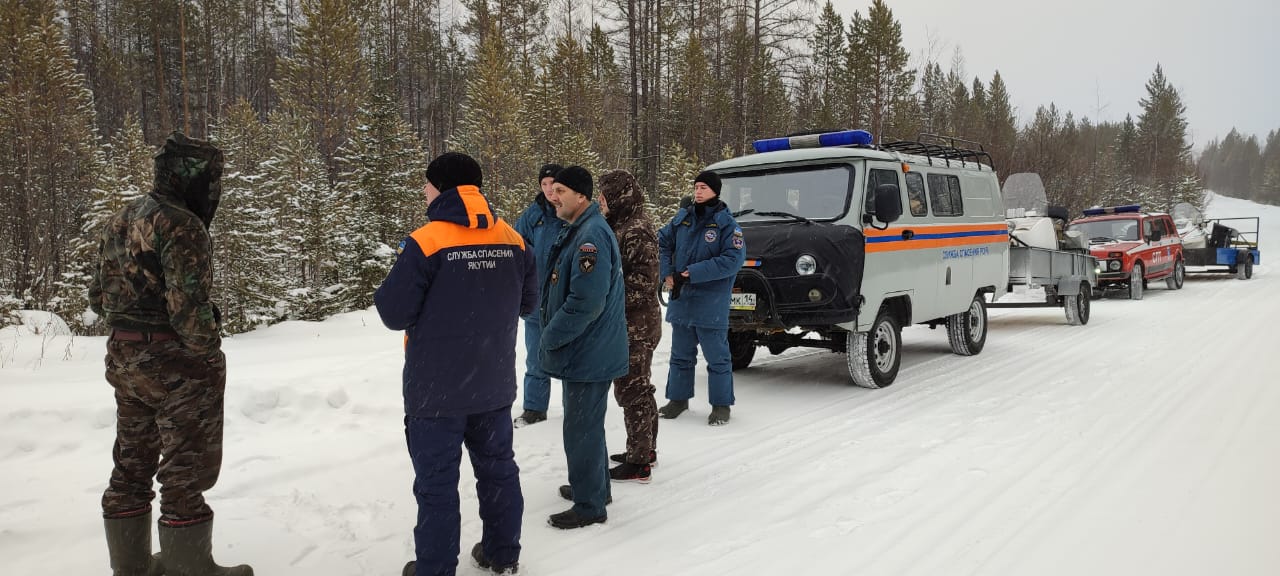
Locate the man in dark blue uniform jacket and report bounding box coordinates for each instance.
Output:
[539,165,629,529]
[375,152,538,576]
[511,163,565,427]
[658,170,746,426]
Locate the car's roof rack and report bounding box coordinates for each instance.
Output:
[881,133,995,171]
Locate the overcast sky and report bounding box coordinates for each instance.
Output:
[830,0,1280,149]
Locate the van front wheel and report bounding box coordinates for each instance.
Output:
[847,309,901,389]
[728,331,756,370]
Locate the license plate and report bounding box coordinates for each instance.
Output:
[730,293,757,311]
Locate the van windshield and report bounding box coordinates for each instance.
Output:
[1067,218,1141,242]
[720,164,853,222]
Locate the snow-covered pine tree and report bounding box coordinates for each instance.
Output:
[524,62,570,169]
[84,115,151,241]
[1135,65,1196,209]
[584,24,629,169]
[264,111,344,321]
[532,37,603,178]
[450,19,532,221]
[275,0,368,188]
[653,143,701,223]
[4,7,104,331]
[211,100,290,333]
[335,73,426,310]
[985,72,1018,170]
[850,0,915,142]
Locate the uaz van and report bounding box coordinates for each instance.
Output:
[711,130,1009,388]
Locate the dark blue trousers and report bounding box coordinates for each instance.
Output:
[563,380,611,518]
[405,407,522,576]
[665,324,735,406]
[521,319,552,411]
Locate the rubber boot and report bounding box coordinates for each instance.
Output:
[158,519,253,576]
[104,512,165,576]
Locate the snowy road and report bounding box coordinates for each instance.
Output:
[3,193,1278,575]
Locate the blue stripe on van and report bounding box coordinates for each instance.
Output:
[865,229,1009,243]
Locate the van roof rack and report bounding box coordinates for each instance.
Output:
[880,133,995,171]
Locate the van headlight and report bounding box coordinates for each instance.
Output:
[1109,260,1122,271]
[796,254,817,276]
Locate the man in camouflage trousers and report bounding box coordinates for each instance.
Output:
[89,132,252,576]
[597,170,662,482]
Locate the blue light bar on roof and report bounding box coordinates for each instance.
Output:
[752,129,874,153]
[1082,204,1142,216]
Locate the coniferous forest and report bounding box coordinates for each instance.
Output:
[2,0,1277,333]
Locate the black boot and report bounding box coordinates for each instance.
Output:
[558,484,612,504]
[104,511,164,576]
[609,449,657,466]
[513,410,546,427]
[547,508,607,530]
[708,405,731,426]
[658,400,688,419]
[470,542,519,574]
[158,518,253,576]
[609,462,652,483]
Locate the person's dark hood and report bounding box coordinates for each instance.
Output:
[598,169,646,226]
[427,185,497,229]
[152,132,224,229]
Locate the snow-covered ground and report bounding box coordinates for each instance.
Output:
[4,193,1278,575]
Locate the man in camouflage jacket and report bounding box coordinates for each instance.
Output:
[597,170,662,481]
[88,132,252,576]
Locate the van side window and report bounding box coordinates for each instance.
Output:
[927,174,964,216]
[865,168,900,215]
[1143,219,1154,240]
[904,172,927,216]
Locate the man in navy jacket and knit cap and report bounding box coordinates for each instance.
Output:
[658,169,746,426]
[511,163,565,427]
[539,165,629,529]
[375,151,538,576]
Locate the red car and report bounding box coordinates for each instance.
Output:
[1067,205,1185,300]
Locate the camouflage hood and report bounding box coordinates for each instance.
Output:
[152,132,224,229]
[599,169,647,226]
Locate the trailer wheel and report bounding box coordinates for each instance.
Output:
[947,293,988,356]
[1166,258,1185,290]
[728,330,757,370]
[1064,282,1091,326]
[1237,252,1254,280]
[847,309,901,389]
[1128,263,1145,300]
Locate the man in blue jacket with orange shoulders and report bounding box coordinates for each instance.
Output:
[375,152,537,576]
[539,166,629,529]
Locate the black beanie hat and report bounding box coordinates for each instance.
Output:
[555,165,593,199]
[539,163,563,181]
[694,170,722,195]
[425,152,483,193]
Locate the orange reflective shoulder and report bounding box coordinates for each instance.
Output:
[410,221,529,258]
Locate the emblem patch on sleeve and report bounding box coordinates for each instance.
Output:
[396,239,406,255]
[704,229,718,243]
[579,243,598,253]
[579,254,596,273]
